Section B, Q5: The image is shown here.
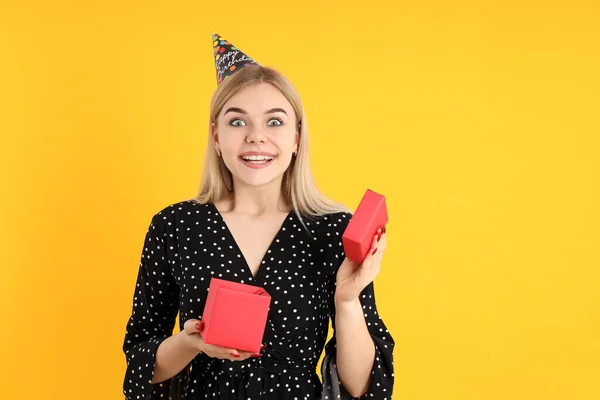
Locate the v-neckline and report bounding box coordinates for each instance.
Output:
[210,202,294,283]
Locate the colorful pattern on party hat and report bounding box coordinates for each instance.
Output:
[212,33,259,84]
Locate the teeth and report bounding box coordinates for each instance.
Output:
[242,155,273,161]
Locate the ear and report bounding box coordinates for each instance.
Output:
[211,122,218,144]
[294,132,299,153]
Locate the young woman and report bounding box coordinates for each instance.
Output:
[122,35,394,400]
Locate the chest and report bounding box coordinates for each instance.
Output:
[222,215,285,277]
[172,208,336,329]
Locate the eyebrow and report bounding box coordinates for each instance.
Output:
[224,107,287,116]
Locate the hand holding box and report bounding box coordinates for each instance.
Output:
[342,189,389,263]
[200,277,271,353]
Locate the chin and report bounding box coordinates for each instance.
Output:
[233,168,287,188]
[235,173,282,188]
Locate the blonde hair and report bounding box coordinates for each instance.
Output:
[193,65,350,220]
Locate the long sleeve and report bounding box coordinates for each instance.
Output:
[122,213,186,400]
[320,212,395,399]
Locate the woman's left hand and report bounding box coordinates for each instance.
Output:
[335,225,387,304]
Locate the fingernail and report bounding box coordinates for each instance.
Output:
[377,233,382,242]
[383,225,386,234]
[372,248,378,255]
[230,352,240,357]
[251,353,263,358]
[195,322,202,331]
[260,344,267,350]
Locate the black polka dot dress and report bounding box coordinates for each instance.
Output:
[122,200,395,399]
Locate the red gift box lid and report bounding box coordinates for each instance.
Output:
[342,189,388,263]
[200,278,271,353]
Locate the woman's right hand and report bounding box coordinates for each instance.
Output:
[180,319,264,361]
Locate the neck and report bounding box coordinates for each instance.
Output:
[223,179,290,216]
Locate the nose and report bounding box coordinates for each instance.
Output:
[245,126,267,144]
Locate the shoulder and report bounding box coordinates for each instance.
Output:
[322,211,353,235]
[300,210,353,243]
[148,199,214,226]
[307,211,353,266]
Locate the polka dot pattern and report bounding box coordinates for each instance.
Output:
[122,200,395,399]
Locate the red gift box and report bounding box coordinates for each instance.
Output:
[200,277,271,353]
[342,189,389,263]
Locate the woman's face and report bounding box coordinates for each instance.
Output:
[213,82,299,190]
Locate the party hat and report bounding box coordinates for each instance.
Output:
[212,33,259,84]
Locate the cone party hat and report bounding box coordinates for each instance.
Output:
[212,33,259,84]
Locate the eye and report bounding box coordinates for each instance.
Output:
[229,118,246,127]
[267,118,283,126]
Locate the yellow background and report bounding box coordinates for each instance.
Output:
[1,0,598,399]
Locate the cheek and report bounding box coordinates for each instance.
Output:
[218,129,243,150]
[272,132,297,150]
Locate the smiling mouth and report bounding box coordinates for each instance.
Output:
[240,155,275,164]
